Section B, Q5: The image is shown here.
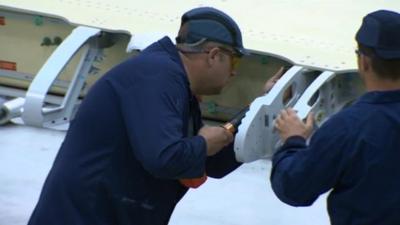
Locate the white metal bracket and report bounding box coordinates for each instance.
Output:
[234,66,317,162]
[21,26,101,128]
[294,71,363,127]
[234,68,364,163]
[293,71,336,121]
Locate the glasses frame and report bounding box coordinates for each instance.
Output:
[178,46,242,70]
[217,47,242,69]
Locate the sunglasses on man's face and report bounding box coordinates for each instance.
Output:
[218,47,242,69]
[178,47,241,69]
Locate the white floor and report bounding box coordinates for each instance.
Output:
[0,124,330,225]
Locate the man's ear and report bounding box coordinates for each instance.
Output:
[207,47,220,66]
[364,55,374,74]
[358,55,367,72]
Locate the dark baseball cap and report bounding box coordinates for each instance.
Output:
[176,7,248,56]
[356,10,400,59]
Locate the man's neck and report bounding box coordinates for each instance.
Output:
[178,51,199,94]
[365,76,400,91]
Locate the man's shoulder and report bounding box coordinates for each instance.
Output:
[317,104,359,132]
[105,47,183,81]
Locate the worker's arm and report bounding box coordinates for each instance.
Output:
[204,67,288,178]
[114,67,208,179]
[180,66,288,185]
[271,113,352,206]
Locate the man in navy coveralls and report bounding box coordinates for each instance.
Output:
[28,7,280,225]
[271,10,400,225]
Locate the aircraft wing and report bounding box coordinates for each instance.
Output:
[0,0,398,71]
[0,0,399,157]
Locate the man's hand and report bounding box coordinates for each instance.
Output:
[198,125,233,156]
[262,67,285,94]
[275,108,314,142]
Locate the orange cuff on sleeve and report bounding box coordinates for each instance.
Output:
[179,173,207,188]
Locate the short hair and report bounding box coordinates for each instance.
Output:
[176,30,234,58]
[358,44,400,80]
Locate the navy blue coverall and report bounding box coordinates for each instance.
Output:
[271,90,400,225]
[28,37,240,225]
